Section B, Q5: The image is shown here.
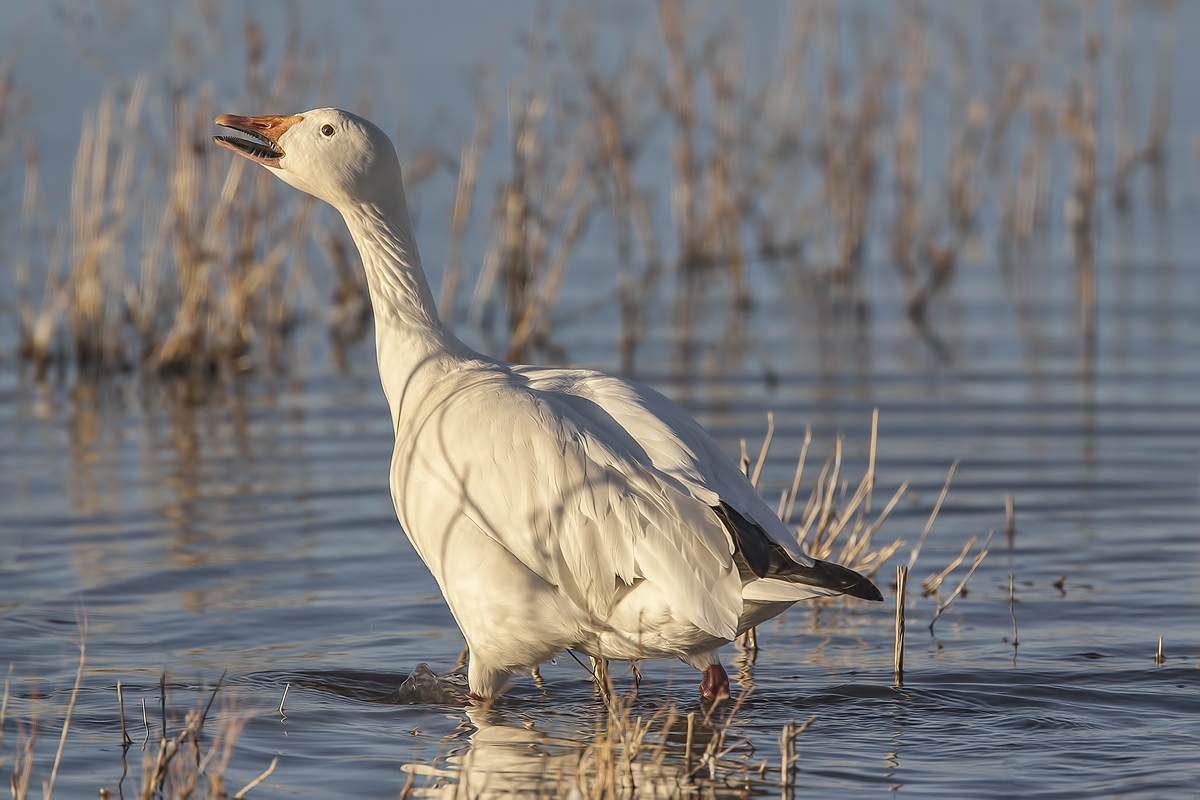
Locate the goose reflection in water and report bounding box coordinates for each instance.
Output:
[403,703,763,799]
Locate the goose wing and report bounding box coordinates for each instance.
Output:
[513,367,882,602]
[513,366,801,552]
[403,372,745,640]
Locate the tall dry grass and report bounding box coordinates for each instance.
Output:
[0,1,1183,381]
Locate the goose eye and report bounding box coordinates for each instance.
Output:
[321,124,335,137]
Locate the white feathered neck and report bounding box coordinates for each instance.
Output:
[336,191,471,424]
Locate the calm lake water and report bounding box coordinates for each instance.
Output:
[4,243,1200,796]
[3,1,1200,797]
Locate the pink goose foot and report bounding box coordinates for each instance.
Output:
[700,663,730,700]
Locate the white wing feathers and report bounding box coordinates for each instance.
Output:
[420,375,745,641]
[516,366,815,568]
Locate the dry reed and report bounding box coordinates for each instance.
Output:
[0,1,1179,384]
[894,565,906,686]
[1008,573,1020,651]
[0,617,86,800]
[2,645,266,800]
[132,674,271,800]
[929,531,993,632]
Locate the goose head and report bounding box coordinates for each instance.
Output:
[213,108,402,209]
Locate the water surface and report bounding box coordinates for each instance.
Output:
[3,246,1199,796]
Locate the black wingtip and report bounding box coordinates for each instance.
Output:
[822,560,884,602]
[797,559,884,602]
[713,502,772,578]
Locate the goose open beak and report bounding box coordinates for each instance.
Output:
[213,113,304,167]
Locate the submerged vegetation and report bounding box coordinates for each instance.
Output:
[0,0,1184,382]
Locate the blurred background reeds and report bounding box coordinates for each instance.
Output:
[0,0,1188,385]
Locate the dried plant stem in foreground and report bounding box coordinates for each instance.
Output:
[929,531,992,632]
[750,411,775,489]
[894,565,907,686]
[924,535,976,595]
[134,676,263,800]
[2,619,86,800]
[907,461,958,571]
[233,757,278,799]
[117,681,132,746]
[779,715,816,788]
[44,618,86,800]
[1005,493,1015,543]
[140,698,149,749]
[1008,573,1019,650]
[0,664,11,757]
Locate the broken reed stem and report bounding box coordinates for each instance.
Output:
[118,681,132,745]
[141,698,149,750]
[750,412,775,490]
[1155,636,1164,666]
[1008,573,1019,649]
[278,682,290,718]
[779,721,793,789]
[929,530,992,631]
[159,673,166,745]
[894,565,906,686]
[196,671,225,741]
[1005,493,1015,544]
[684,711,695,776]
[0,664,11,757]
[778,715,814,790]
[865,409,879,514]
[233,757,278,799]
[796,456,832,546]
[816,434,843,542]
[45,615,86,800]
[782,425,812,522]
[924,535,976,594]
[137,673,243,798]
[907,460,958,570]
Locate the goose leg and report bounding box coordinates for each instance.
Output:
[468,658,512,701]
[700,663,730,700]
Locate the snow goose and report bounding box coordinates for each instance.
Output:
[214,108,882,700]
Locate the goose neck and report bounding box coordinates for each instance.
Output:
[339,199,443,337]
[339,197,467,422]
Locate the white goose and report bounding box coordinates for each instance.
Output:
[214,108,882,700]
